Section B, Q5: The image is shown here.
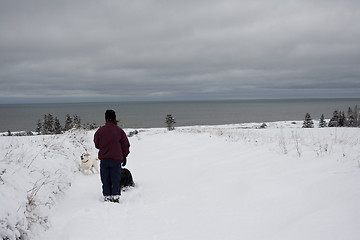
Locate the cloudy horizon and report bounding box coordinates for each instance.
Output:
[1,0,360,104]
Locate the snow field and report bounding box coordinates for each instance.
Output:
[1,121,360,239]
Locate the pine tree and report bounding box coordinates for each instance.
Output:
[328,110,340,127]
[354,105,359,127]
[319,114,327,128]
[73,115,81,129]
[42,114,54,134]
[347,107,355,127]
[64,114,73,131]
[338,111,346,127]
[36,119,42,134]
[54,117,62,134]
[302,113,314,128]
[165,114,176,131]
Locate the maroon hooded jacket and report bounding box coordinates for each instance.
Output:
[94,122,130,163]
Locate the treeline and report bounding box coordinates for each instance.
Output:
[35,114,98,135]
[303,105,359,128]
[5,113,175,137]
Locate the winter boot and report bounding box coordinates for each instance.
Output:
[104,196,112,202]
[112,195,120,203]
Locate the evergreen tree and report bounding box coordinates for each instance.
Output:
[36,119,42,134]
[54,117,62,134]
[165,114,176,131]
[347,107,355,127]
[73,115,81,129]
[328,110,340,127]
[338,111,346,127]
[319,114,327,128]
[354,105,359,127]
[64,114,73,131]
[302,113,314,128]
[42,114,54,134]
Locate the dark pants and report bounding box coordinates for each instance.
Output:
[100,160,122,197]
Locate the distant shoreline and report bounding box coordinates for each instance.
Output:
[0,119,337,136]
[0,98,359,132]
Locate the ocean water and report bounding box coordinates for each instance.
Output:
[0,98,359,132]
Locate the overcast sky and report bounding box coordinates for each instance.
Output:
[0,0,359,103]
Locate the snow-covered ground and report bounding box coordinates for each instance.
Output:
[1,121,360,240]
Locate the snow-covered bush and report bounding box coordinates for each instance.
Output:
[0,130,96,239]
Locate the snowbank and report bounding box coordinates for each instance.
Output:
[0,130,95,239]
[1,121,360,240]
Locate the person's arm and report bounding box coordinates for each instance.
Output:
[94,131,100,149]
[120,130,130,158]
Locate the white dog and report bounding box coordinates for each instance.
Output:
[80,153,99,175]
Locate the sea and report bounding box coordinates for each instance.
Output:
[1,98,359,132]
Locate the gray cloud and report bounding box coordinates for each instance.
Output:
[1,0,360,103]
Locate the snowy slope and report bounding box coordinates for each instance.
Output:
[1,122,360,240]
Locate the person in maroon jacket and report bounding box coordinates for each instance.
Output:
[94,110,130,203]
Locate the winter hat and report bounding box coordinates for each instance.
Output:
[105,110,116,121]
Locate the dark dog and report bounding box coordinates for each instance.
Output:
[121,168,135,189]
